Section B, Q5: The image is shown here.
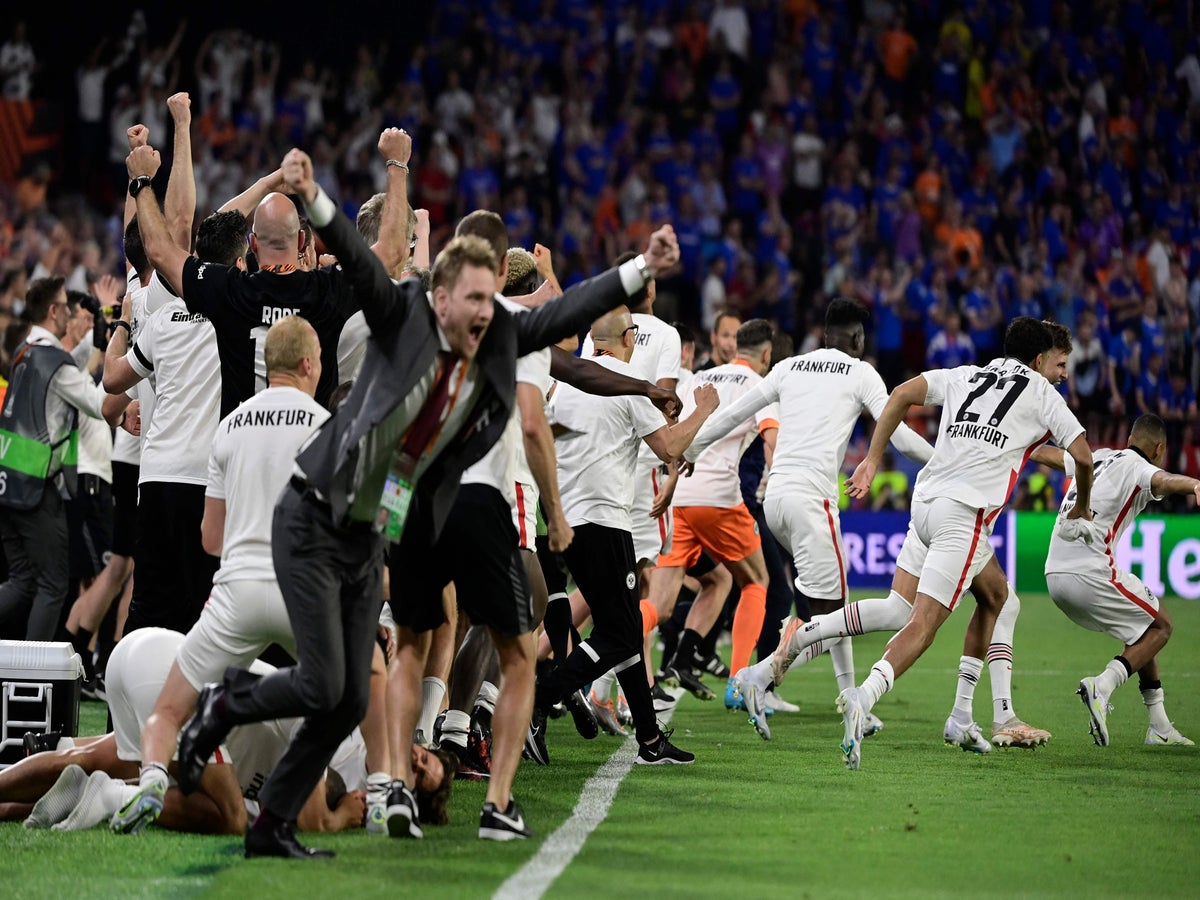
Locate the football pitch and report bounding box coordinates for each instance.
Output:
[2,591,1197,899]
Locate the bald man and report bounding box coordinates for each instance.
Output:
[531,307,721,766]
[125,130,412,414]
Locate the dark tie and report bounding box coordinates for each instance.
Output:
[401,352,456,460]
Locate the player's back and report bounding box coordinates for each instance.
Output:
[767,348,881,495]
[210,385,330,584]
[1045,448,1160,573]
[673,362,777,508]
[914,357,1084,521]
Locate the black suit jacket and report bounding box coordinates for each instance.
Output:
[296,206,638,538]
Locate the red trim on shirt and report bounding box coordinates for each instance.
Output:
[515,482,527,546]
[986,429,1052,527]
[1103,486,1157,617]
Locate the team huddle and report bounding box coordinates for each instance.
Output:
[0,97,1196,861]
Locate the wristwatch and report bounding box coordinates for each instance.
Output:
[128,175,153,197]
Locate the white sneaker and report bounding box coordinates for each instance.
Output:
[862,712,884,738]
[1077,677,1112,747]
[734,667,771,741]
[1145,724,1195,746]
[25,764,88,829]
[943,716,992,754]
[836,688,865,770]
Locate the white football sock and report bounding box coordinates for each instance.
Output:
[830,638,856,693]
[1142,687,1172,733]
[416,676,446,743]
[988,586,1019,724]
[439,708,470,748]
[1094,658,1129,697]
[952,656,983,724]
[475,680,499,714]
[590,670,616,702]
[859,660,895,711]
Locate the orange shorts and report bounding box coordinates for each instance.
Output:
[658,504,761,568]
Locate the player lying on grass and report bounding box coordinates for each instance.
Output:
[0,628,452,834]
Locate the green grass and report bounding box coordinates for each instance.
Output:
[2,592,1198,898]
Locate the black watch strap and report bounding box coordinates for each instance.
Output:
[129,175,153,197]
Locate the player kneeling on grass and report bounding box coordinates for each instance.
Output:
[1043,414,1198,747]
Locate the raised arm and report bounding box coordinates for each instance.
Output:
[683,380,775,463]
[286,148,402,336]
[643,382,721,462]
[164,93,195,251]
[371,128,412,275]
[219,168,285,220]
[123,125,149,234]
[127,145,190,295]
[513,226,680,356]
[550,346,681,419]
[846,375,929,498]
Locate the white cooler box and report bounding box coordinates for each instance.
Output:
[0,641,82,767]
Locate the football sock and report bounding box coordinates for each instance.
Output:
[416,676,446,744]
[830,637,856,693]
[1140,680,1172,733]
[475,680,499,714]
[786,591,911,672]
[139,762,168,790]
[952,656,984,724]
[543,594,573,661]
[670,628,703,672]
[988,585,1019,724]
[1094,657,1130,697]
[729,584,766,675]
[439,709,470,749]
[590,670,615,703]
[859,660,895,711]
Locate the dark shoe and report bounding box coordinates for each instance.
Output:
[81,675,106,702]
[564,689,599,740]
[23,730,61,756]
[661,664,716,701]
[176,683,232,795]
[445,727,491,781]
[651,682,678,712]
[524,709,550,766]
[432,710,448,748]
[695,650,730,680]
[471,701,493,745]
[635,727,695,766]
[245,818,334,859]
[479,798,533,841]
[385,780,423,839]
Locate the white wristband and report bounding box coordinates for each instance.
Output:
[1063,451,1076,479]
[306,185,337,229]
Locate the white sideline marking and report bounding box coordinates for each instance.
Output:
[494,708,675,900]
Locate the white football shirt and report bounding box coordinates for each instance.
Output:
[672,361,779,509]
[547,354,667,531]
[1044,447,1162,575]
[127,298,221,485]
[461,297,552,505]
[914,357,1085,523]
[207,386,330,583]
[687,348,933,500]
[112,270,175,466]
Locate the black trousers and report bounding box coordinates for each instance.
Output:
[0,488,68,639]
[125,481,218,635]
[538,523,658,743]
[222,481,383,822]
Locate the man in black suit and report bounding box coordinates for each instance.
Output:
[176,144,681,858]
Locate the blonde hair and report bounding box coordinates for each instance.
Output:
[264,315,318,376]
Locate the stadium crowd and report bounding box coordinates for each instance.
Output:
[0,0,1197,859]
